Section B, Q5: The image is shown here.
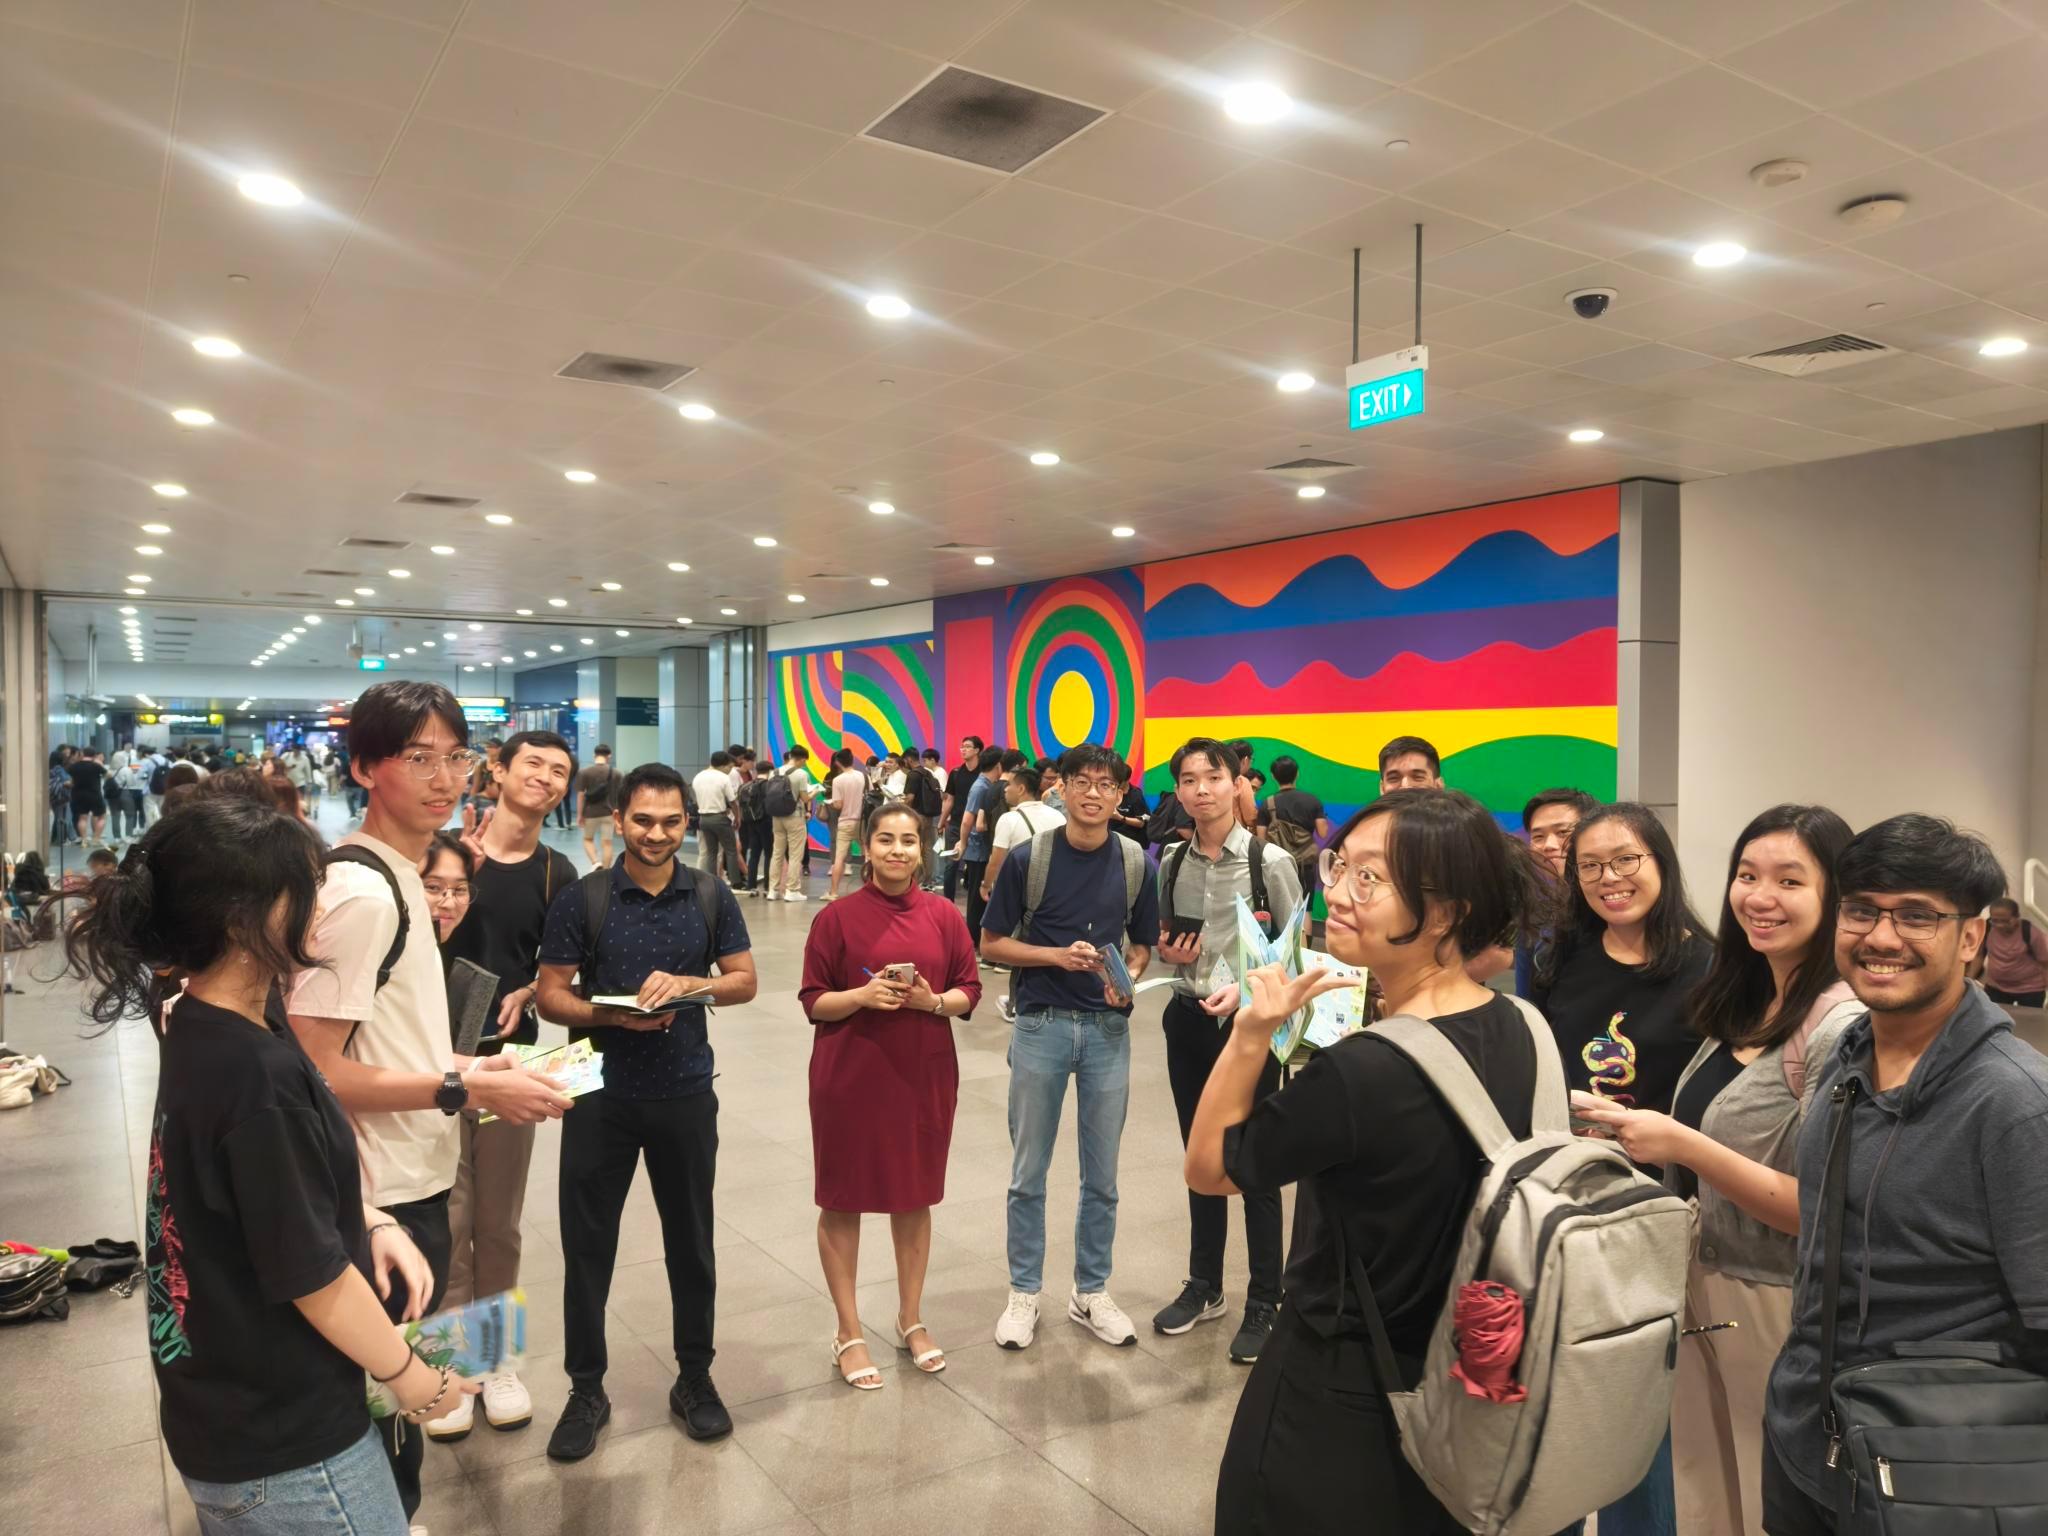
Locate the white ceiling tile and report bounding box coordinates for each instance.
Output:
[330,0,464,23]
[384,118,600,209]
[1723,0,2027,111]
[613,94,847,193]
[176,66,406,185]
[1027,115,1255,210]
[1759,157,1991,245]
[1594,289,1764,342]
[561,163,767,246]
[1521,181,1775,265]
[1072,216,1266,285]
[1661,115,1907,214]
[1582,0,1846,57]
[787,139,1003,226]
[1670,311,1834,359]
[1426,232,1618,296]
[1193,245,1352,307]
[1485,321,1646,366]
[628,285,783,341]
[523,218,702,283]
[1114,286,1282,340]
[1930,116,2048,191]
[1920,235,2048,304]
[1171,160,1382,244]
[1119,35,1390,147]
[864,233,1052,301]
[940,179,1141,257]
[681,12,942,134]
[957,0,1237,113]
[1062,368,1208,405]
[418,37,662,154]
[727,199,920,279]
[1570,342,1719,383]
[455,0,733,87]
[1256,0,1567,85]
[1414,6,1694,132]
[1408,139,1638,229]
[321,234,512,298]
[1834,36,2048,152]
[666,247,827,309]
[358,177,559,258]
[1032,322,1184,368]
[1851,198,2048,273]
[188,0,441,110]
[753,0,1017,56]
[991,261,1172,319]
[1295,197,1504,271]
[1857,300,2044,367]
[1550,68,1809,175]
[1783,271,1969,332]
[1274,91,1524,192]
[945,300,1087,351]
[1425,299,1560,349]
[491,260,659,319]
[0,0,188,56]
[0,23,177,188]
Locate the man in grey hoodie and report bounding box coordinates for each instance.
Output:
[1763,814,2048,1533]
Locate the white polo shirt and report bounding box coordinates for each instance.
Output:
[692,767,734,817]
[287,831,457,1207]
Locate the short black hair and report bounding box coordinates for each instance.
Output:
[1033,755,1055,773]
[349,681,469,768]
[1522,786,1599,833]
[1170,737,1240,780]
[999,749,1028,772]
[1229,739,1254,767]
[1113,758,1133,784]
[922,748,941,762]
[1991,896,2021,915]
[726,742,747,758]
[499,729,576,777]
[962,735,984,752]
[980,745,1007,774]
[1247,768,1265,787]
[424,829,476,878]
[594,743,612,757]
[831,748,853,770]
[1009,766,1042,796]
[787,744,810,760]
[1836,814,2005,915]
[1270,754,1300,786]
[617,761,688,815]
[709,750,732,769]
[86,848,118,871]
[1058,743,1119,780]
[1333,790,1542,963]
[1379,735,1441,775]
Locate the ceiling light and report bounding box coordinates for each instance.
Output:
[868,501,895,515]
[354,586,375,596]
[1029,450,1060,466]
[303,615,321,625]
[787,593,806,603]
[484,513,513,525]
[404,646,418,655]
[614,628,629,637]
[580,637,595,644]
[335,597,354,607]
[388,568,411,578]
[236,173,303,207]
[667,561,690,572]
[674,617,692,625]
[599,580,621,591]
[515,607,533,616]
[171,407,213,426]
[869,576,890,587]
[549,643,564,652]
[1276,371,1314,393]
[865,294,911,320]
[1297,485,1326,499]
[974,555,996,566]
[127,573,152,583]
[118,606,137,616]
[523,649,538,658]
[441,631,458,641]
[291,625,306,634]
[467,622,484,631]
[720,607,737,616]
[463,665,476,673]
[251,659,263,667]
[1110,526,1135,539]
[124,586,146,595]
[547,597,568,608]
[1692,241,1747,268]
[1568,427,1605,443]
[135,544,163,556]
[192,335,241,358]
[563,469,596,484]
[141,522,172,535]
[422,640,436,648]
[677,402,716,421]
[1222,81,1292,124]
[281,634,297,644]
[151,482,188,498]
[501,654,515,663]
[429,545,454,555]
[1980,336,2029,358]
[753,535,777,548]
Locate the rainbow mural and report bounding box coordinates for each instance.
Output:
[768,636,939,850]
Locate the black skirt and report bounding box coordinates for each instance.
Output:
[1215,1305,1464,1536]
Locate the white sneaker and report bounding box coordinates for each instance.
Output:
[786,890,809,902]
[424,1390,473,1441]
[994,1289,1040,1350]
[998,995,1017,1023]
[481,1369,533,1430]
[1069,1289,1138,1347]
[763,890,781,901]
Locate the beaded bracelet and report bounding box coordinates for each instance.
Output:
[399,1366,453,1422]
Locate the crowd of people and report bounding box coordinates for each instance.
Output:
[47,678,2048,1536]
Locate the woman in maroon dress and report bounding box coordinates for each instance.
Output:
[800,800,981,1390]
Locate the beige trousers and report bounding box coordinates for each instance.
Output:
[444,1113,537,1306]
[1672,1262,1793,1536]
[769,812,809,892]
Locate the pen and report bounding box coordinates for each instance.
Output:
[1681,1321,1739,1337]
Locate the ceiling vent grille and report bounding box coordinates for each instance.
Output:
[556,351,696,391]
[396,491,480,509]
[304,568,358,578]
[1264,456,1358,481]
[340,537,410,551]
[1735,333,1896,377]
[865,67,1105,174]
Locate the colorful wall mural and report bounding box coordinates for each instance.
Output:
[767,485,1619,840]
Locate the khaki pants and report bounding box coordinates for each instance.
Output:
[769,812,808,893]
[444,1113,537,1305]
[1673,1262,1792,1536]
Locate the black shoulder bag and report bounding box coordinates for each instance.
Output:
[1815,1076,2048,1530]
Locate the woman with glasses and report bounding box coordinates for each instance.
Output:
[1185,790,1545,1534]
[422,831,474,946]
[1574,806,1860,1536]
[1529,802,1712,1536]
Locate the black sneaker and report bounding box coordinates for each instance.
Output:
[671,1372,732,1440]
[1152,1280,1226,1336]
[1229,1301,1278,1363]
[545,1388,610,1461]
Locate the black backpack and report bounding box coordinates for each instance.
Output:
[737,776,769,823]
[323,845,409,991]
[1163,835,1277,939]
[907,767,942,819]
[762,770,799,819]
[576,863,725,998]
[147,756,170,795]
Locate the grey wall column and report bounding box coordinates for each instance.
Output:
[747,626,769,755]
[660,647,710,772]
[576,657,618,760]
[1617,479,1680,834]
[1,590,46,856]
[706,629,758,754]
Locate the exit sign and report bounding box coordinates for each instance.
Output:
[1345,345,1429,432]
[358,657,387,671]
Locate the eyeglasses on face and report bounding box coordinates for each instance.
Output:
[1836,900,1964,941]
[1318,846,1389,901]
[423,881,470,902]
[1066,776,1118,799]
[398,748,483,781]
[1577,852,1645,883]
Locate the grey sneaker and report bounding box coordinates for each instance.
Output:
[1229,1300,1278,1363]
[1152,1280,1226,1336]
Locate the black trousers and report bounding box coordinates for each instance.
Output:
[1762,1434,1837,1535]
[1216,1306,1458,1534]
[1988,986,2047,1007]
[942,825,964,899]
[963,861,989,945]
[741,818,770,886]
[560,1088,718,1388]
[1163,992,1283,1303]
[379,1190,449,1520]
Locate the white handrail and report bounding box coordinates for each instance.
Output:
[2025,858,2048,929]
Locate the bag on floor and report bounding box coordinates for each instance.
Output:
[1342,1000,1691,1536]
[0,1251,69,1323]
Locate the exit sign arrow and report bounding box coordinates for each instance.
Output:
[1347,365,1426,430]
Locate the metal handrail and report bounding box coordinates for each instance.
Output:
[2025,858,2048,929]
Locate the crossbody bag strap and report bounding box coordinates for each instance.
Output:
[1817,1076,1860,1461]
[1339,1224,1406,1398]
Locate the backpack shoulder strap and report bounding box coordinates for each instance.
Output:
[1161,837,1192,912]
[1118,833,1144,921]
[688,865,724,977]
[578,867,611,997]
[323,845,407,990]
[1016,828,1057,938]
[1246,834,1271,932]
[1503,992,1570,1133]
[1372,1014,1520,1158]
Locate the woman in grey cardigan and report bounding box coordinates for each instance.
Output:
[1575,805,1863,1536]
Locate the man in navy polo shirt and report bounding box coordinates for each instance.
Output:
[535,762,757,1462]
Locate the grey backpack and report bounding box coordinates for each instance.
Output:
[1352,999,1692,1536]
[1011,827,1145,940]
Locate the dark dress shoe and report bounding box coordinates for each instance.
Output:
[670,1373,732,1440]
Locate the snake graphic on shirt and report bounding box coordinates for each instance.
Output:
[1581,1011,1638,1105]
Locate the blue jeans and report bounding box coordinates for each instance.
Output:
[181,1423,406,1536]
[1556,1427,1674,1536]
[1006,1007,1131,1295]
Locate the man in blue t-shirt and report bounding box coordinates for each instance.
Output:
[980,743,1159,1354]
[957,745,1008,944]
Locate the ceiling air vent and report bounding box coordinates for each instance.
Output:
[396,491,480,509]
[304,568,358,578]
[1264,456,1358,482]
[556,351,696,391]
[341,537,410,551]
[865,67,1105,174]
[1735,333,1896,378]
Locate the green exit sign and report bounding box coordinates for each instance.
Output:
[1345,345,1429,432]
[358,657,387,671]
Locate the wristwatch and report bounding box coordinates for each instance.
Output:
[435,1070,468,1115]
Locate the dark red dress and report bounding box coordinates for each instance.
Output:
[799,882,982,1213]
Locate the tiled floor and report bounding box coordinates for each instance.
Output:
[1,815,1278,1536]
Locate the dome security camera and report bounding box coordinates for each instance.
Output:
[1567,287,1617,320]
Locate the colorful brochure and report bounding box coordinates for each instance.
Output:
[367,1288,527,1418]
[477,1038,604,1124]
[1229,895,1365,1065]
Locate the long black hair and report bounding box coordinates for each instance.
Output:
[1332,790,1546,964]
[1689,804,1851,1049]
[1540,801,1705,985]
[65,795,326,1027]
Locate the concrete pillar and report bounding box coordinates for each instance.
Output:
[1,590,47,857]
[659,647,709,773]
[707,629,759,758]
[1617,479,1680,835]
[2026,427,2048,915]
[575,657,618,770]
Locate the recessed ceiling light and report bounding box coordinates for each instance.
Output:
[1276,371,1314,393]
[549,643,564,652]
[124,586,146,595]
[501,654,515,663]
[388,568,411,578]
[118,606,137,616]
[677,402,716,421]
[1692,241,1747,268]
[868,501,895,515]
[614,628,629,637]
[282,633,298,644]
[1297,485,1325,500]
[422,640,436,648]
[192,335,242,358]
[251,659,263,666]
[429,545,454,555]
[1029,450,1061,466]
[515,607,533,616]
[599,581,622,591]
[127,573,152,583]
[484,513,513,525]
[1110,526,1135,538]
[564,469,596,484]
[547,597,568,608]
[674,616,692,625]
[141,522,172,535]
[291,626,306,634]
[441,631,458,640]
[1568,427,1605,443]
[580,636,596,645]
[865,294,911,320]
[667,561,690,572]
[403,646,418,655]
[468,622,484,632]
[1980,336,2028,358]
[354,586,375,596]
[335,597,354,607]
[236,173,303,207]
[135,544,163,555]
[151,482,188,498]
[171,407,214,426]
[463,664,476,673]
[869,576,890,587]
[974,555,996,566]
[304,615,321,625]
[787,593,806,603]
[1223,81,1291,124]
[720,606,737,616]
[753,535,777,547]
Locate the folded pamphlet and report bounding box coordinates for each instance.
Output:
[590,990,715,1013]
[477,1038,604,1124]
[367,1288,527,1418]
[1229,895,1365,1066]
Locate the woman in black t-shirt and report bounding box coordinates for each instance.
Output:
[1184,790,1544,1535]
[66,798,477,1536]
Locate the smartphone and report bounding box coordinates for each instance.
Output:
[880,963,917,986]
[1165,914,1205,945]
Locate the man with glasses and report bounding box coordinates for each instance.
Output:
[981,744,1157,1352]
[1763,814,2048,1535]
[289,681,571,1523]
[1150,738,1301,1363]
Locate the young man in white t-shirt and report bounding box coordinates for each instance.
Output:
[288,681,570,1522]
[981,766,1066,1021]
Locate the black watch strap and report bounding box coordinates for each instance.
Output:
[436,1070,467,1115]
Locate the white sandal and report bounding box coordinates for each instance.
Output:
[895,1319,946,1374]
[832,1335,884,1391]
